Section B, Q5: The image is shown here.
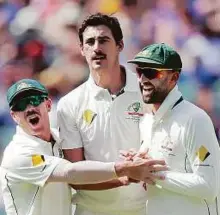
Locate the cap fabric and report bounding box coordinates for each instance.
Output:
[128,43,182,69]
[7,79,48,106]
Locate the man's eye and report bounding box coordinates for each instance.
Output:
[86,40,95,45]
[99,39,107,44]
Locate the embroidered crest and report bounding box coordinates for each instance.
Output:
[139,49,152,57]
[16,82,32,91]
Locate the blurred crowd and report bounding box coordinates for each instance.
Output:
[0,0,220,214]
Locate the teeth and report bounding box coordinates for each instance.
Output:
[28,114,38,119]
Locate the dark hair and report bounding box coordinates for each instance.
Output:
[78,13,123,45]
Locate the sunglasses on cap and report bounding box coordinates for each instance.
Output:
[135,67,175,80]
[11,95,47,112]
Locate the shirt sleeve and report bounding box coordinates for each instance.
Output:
[4,154,62,187]
[57,97,83,149]
[156,111,220,201]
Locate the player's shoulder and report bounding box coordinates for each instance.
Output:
[57,81,88,110]
[1,140,26,169]
[177,100,212,124]
[124,66,140,93]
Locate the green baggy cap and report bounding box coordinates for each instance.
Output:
[7,79,48,107]
[128,43,182,69]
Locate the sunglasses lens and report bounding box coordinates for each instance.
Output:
[11,95,46,111]
[12,101,28,111]
[29,96,45,107]
[136,68,159,80]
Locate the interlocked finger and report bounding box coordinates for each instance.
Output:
[146,159,166,166]
[143,177,156,185]
[149,164,169,172]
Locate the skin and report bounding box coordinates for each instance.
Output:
[138,69,179,112]
[80,25,125,94]
[10,98,52,142]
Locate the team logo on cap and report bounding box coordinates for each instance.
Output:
[17,82,32,91]
[139,50,152,57]
[83,109,97,125]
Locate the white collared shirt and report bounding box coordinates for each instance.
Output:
[57,69,147,213]
[140,86,220,215]
[0,126,71,215]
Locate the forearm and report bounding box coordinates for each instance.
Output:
[156,171,218,200]
[49,160,120,184]
[69,179,124,190]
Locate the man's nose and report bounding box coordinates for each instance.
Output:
[93,41,102,51]
[26,104,36,111]
[139,73,148,82]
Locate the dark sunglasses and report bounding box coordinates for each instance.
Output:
[11,95,47,112]
[136,67,174,80]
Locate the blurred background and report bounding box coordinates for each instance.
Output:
[0,0,220,213]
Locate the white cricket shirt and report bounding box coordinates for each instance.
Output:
[57,68,147,214]
[140,86,220,215]
[0,126,71,215]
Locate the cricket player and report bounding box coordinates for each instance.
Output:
[57,13,167,215]
[126,43,220,215]
[0,79,167,215]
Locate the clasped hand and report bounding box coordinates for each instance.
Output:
[119,149,168,185]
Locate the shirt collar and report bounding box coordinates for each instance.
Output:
[14,126,61,146]
[153,85,183,123]
[87,66,139,98]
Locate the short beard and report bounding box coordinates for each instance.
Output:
[143,91,167,104]
[140,85,169,104]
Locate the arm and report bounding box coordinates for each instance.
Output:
[3,153,166,187]
[57,98,128,190]
[48,157,167,184]
[57,99,166,189]
[63,148,130,190]
[156,112,220,201]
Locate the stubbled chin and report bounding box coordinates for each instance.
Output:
[142,89,153,97]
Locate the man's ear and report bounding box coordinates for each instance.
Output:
[171,72,180,83]
[46,98,52,112]
[80,43,85,56]
[118,40,124,52]
[10,111,19,124]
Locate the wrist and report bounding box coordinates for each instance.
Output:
[114,161,131,177]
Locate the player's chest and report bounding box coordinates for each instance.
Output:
[78,94,143,133]
[141,122,186,168]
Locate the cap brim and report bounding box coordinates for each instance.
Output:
[127,57,162,65]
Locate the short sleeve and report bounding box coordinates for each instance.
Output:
[2,154,62,187]
[57,97,83,149]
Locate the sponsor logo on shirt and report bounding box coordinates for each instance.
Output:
[126,102,143,122]
[196,145,210,162]
[32,155,45,166]
[83,109,97,125]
